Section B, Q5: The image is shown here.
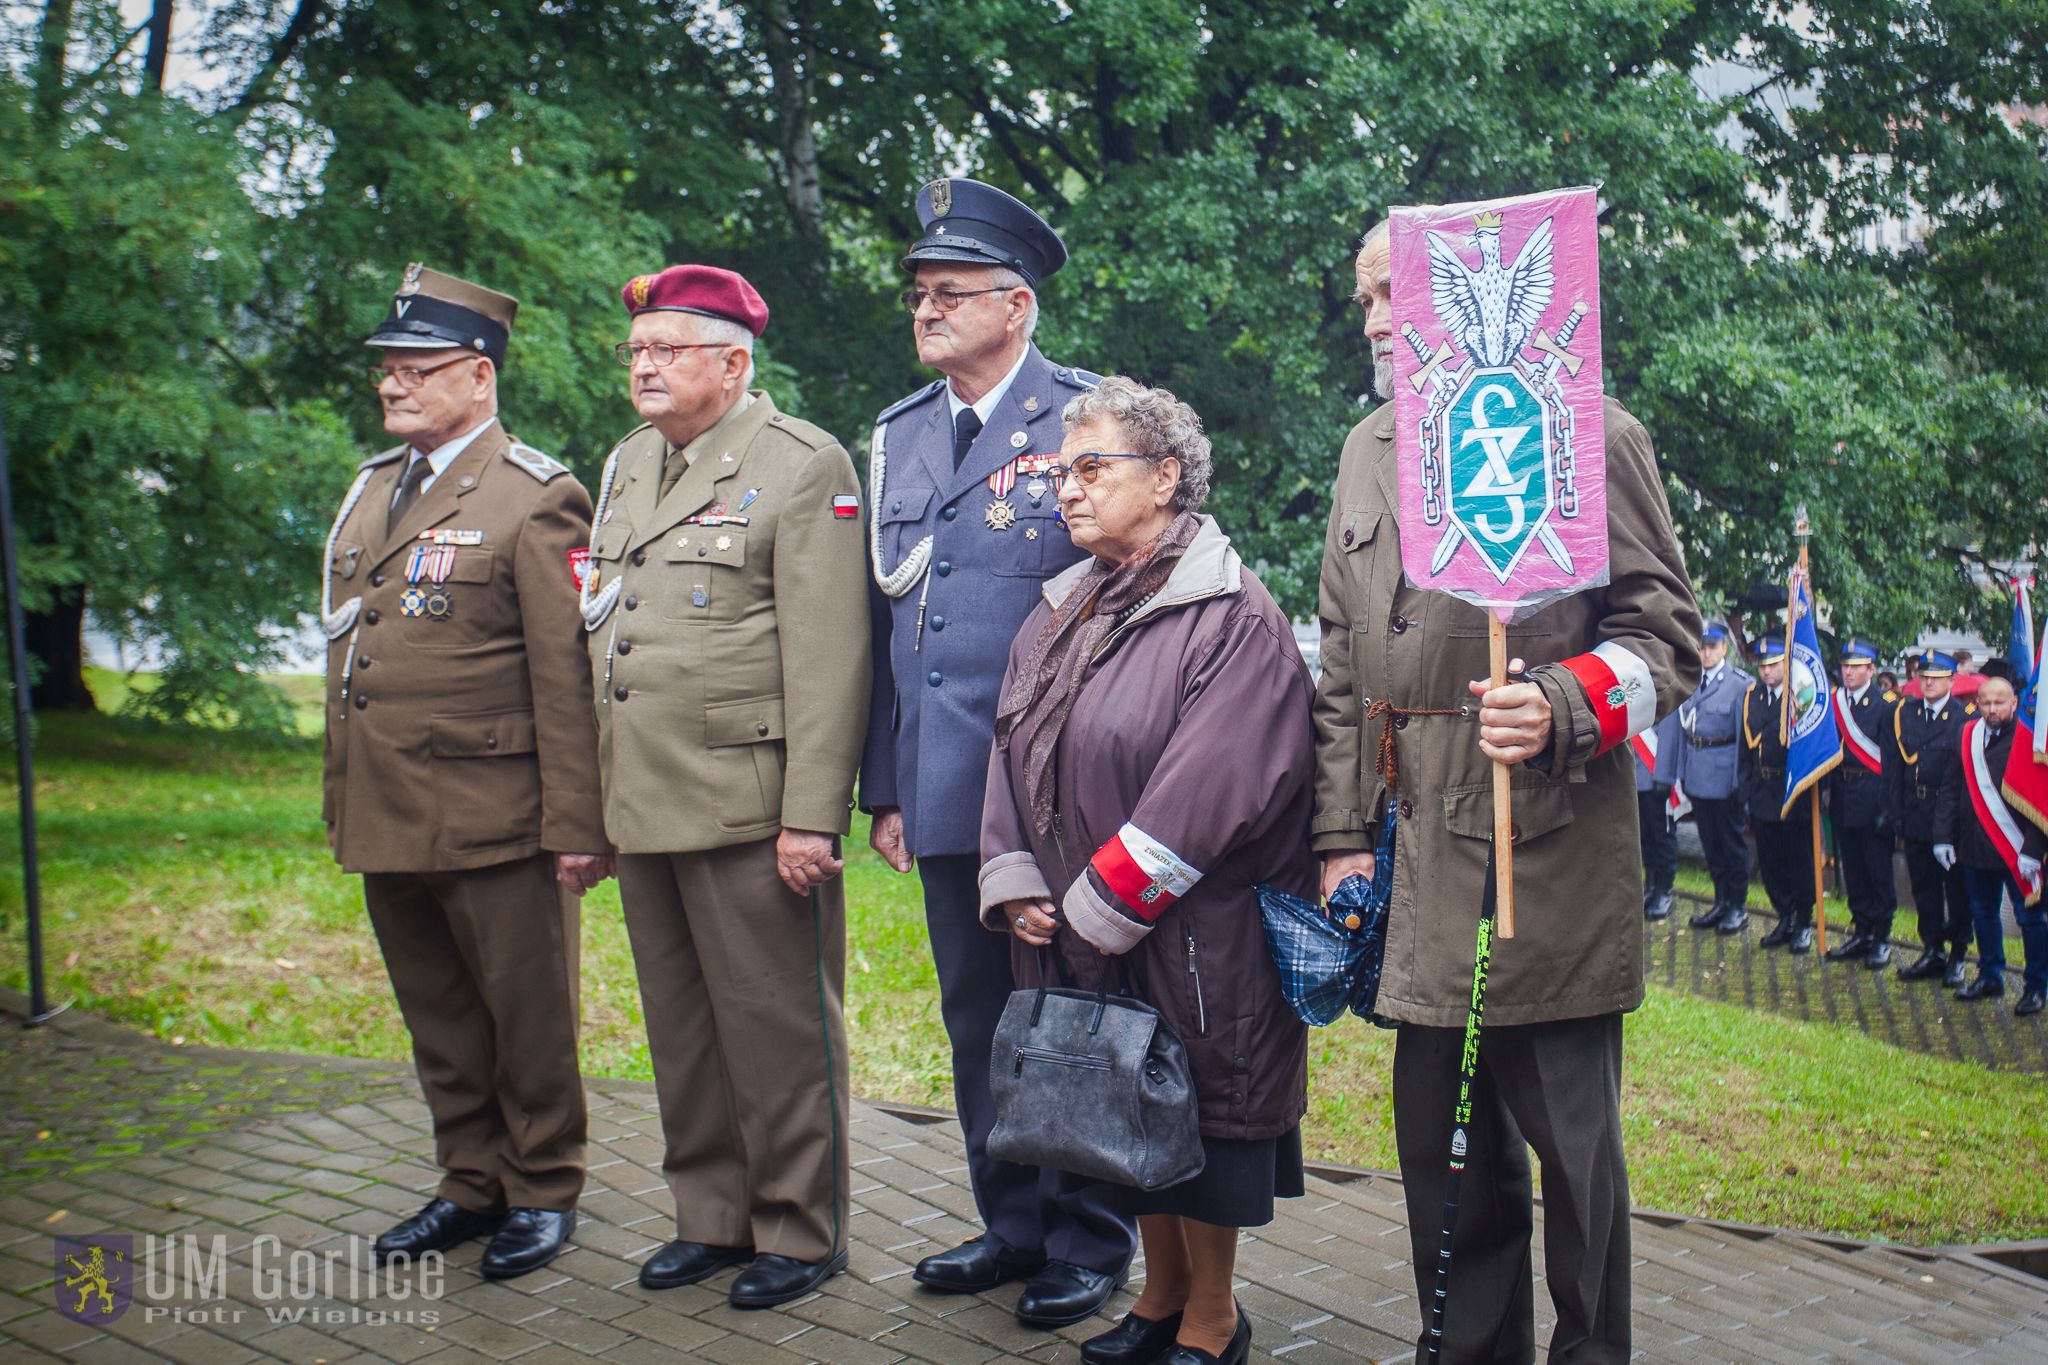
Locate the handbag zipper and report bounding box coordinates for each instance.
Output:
[1185,928,1208,1036]
[1014,1045,1112,1075]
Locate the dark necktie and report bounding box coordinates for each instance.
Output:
[952,408,983,470]
[387,456,433,536]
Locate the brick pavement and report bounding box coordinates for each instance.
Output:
[2,996,2044,1363]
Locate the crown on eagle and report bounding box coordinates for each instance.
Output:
[1471,210,1504,229]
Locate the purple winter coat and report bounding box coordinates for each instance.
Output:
[978,516,1315,1141]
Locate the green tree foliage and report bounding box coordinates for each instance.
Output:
[4,0,2044,728]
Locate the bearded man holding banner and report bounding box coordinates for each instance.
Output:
[1318,214,1699,1363]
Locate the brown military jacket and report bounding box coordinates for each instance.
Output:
[582,392,871,854]
[1312,397,1701,1027]
[321,419,607,873]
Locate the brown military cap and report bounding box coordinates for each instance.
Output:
[364,263,519,368]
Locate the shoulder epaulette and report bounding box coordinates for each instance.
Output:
[874,380,945,427]
[1966,701,1978,715]
[766,411,837,450]
[1883,689,1899,702]
[360,445,406,469]
[503,440,568,483]
[1051,365,1103,389]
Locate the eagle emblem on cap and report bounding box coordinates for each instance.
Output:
[630,275,652,307]
[397,262,424,297]
[929,180,952,216]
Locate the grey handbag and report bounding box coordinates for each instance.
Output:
[987,947,1206,1191]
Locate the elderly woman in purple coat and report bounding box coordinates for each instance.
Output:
[978,377,1316,1365]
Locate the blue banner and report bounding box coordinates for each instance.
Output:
[2009,580,2034,689]
[1783,574,1842,817]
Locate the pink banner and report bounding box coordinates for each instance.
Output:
[1390,187,1607,622]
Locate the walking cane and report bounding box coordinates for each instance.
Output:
[1424,842,1502,1362]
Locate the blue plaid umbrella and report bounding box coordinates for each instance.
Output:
[1256,802,1397,1025]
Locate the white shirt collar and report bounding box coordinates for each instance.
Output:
[946,345,1031,427]
[404,416,497,493]
[1848,681,1868,704]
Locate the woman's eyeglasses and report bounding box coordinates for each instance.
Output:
[1045,453,1155,490]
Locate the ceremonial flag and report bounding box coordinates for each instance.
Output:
[1782,572,1841,818]
[2009,579,2034,682]
[2003,612,2048,835]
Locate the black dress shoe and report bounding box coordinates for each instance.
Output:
[1864,942,1892,970]
[1083,1309,1184,1365]
[1896,949,1947,981]
[1161,1307,1251,1365]
[639,1239,753,1290]
[1689,901,1726,929]
[1714,904,1750,935]
[2017,988,2045,1016]
[372,1198,501,1263]
[1016,1260,1126,1328]
[1944,960,1969,989]
[1759,919,1795,949]
[1645,890,1674,921]
[480,1208,573,1280]
[729,1249,848,1308]
[913,1235,1042,1294]
[1824,931,1871,962]
[1956,975,2004,1002]
[1789,926,1815,954]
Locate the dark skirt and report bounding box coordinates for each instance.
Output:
[1126,1126,1305,1228]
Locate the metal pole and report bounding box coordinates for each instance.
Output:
[0,403,56,1024]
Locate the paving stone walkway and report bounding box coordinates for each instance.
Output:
[1651,893,2048,1074]
[2,997,2044,1363]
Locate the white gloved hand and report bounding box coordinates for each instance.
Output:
[1933,843,1957,870]
[2020,854,2042,885]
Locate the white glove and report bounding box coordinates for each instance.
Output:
[2020,854,2042,885]
[1933,844,1957,870]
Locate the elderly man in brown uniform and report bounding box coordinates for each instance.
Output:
[1316,222,1701,1363]
[323,265,609,1280]
[581,265,871,1309]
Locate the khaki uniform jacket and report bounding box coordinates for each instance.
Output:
[321,420,607,874]
[1312,398,1701,1028]
[583,392,871,854]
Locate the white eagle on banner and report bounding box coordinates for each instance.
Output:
[1427,213,1555,368]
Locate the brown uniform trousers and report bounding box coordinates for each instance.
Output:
[322,420,606,1213]
[584,392,870,1259]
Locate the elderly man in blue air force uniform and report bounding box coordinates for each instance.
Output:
[1825,637,1898,967]
[1676,621,1753,933]
[859,178,1138,1328]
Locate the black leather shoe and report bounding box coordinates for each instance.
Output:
[1083,1309,1184,1365]
[913,1235,1043,1294]
[639,1239,753,1290]
[1016,1260,1126,1328]
[1944,959,1969,989]
[1713,904,1749,935]
[1689,901,1726,929]
[1789,926,1815,954]
[1824,931,1871,961]
[1864,942,1892,970]
[372,1199,501,1264]
[1760,919,1795,949]
[2017,988,2045,1016]
[1956,975,2004,1002]
[1162,1307,1251,1365]
[480,1207,574,1280]
[729,1249,848,1308]
[1645,890,1674,921]
[1896,949,1946,981]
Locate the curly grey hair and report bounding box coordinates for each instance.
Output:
[1060,376,1213,513]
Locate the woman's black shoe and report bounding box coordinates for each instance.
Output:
[1082,1309,1184,1365]
[1161,1306,1250,1365]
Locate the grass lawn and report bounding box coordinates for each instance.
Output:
[2,686,2043,1246]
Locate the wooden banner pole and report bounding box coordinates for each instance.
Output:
[1491,615,1516,938]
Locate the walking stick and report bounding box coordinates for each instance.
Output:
[1424,843,1501,1364]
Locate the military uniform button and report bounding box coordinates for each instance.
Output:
[1389,613,1408,633]
[365,609,381,625]
[1394,715,1408,730]
[930,615,946,631]
[697,546,708,557]
[485,735,498,749]
[1400,798,1414,819]
[928,671,943,687]
[936,561,952,576]
[625,595,639,610]
[614,685,629,701]
[371,572,386,587]
[631,549,646,566]
[942,507,958,522]
[353,694,368,710]
[755,722,770,737]
[1341,528,1354,548]
[357,655,371,669]
[616,639,632,655]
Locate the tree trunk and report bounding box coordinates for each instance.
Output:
[34,0,74,127]
[25,587,94,712]
[761,0,824,242]
[144,0,173,92]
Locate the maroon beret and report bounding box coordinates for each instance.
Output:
[620,264,770,337]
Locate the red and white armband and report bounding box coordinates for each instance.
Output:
[1558,640,1657,756]
[1090,823,1203,920]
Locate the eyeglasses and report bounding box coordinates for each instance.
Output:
[613,341,732,367]
[368,354,482,390]
[1045,453,1156,490]
[900,286,1012,315]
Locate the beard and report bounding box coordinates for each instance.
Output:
[1370,349,1394,402]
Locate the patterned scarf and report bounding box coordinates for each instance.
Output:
[995,511,1201,838]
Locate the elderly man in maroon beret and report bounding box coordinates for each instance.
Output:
[580,265,872,1308]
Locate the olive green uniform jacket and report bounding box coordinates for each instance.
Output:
[1312,398,1701,1028]
[582,392,871,852]
[321,420,608,873]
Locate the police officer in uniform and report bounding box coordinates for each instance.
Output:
[859,179,1137,1327]
[1891,649,1975,985]
[1635,709,1682,920]
[1825,637,1897,967]
[324,265,608,1278]
[582,265,871,1308]
[1740,637,1815,950]
[1678,621,1752,931]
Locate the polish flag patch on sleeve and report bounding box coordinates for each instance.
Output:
[831,494,861,519]
[1090,823,1203,921]
[1561,640,1657,755]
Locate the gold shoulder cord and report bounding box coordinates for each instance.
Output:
[1895,703,1919,766]
[1741,682,1761,751]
